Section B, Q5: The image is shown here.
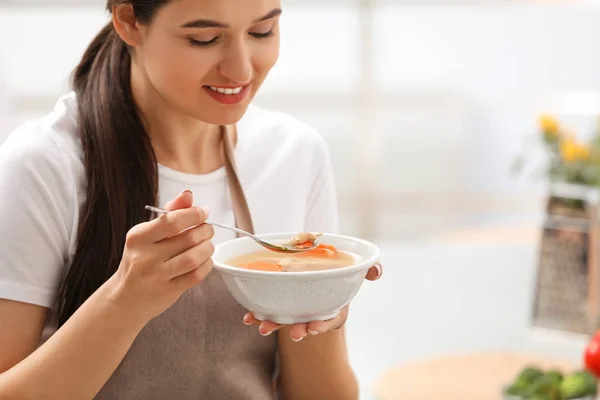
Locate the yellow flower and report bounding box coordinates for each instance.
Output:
[560,138,590,163]
[539,114,560,136]
[578,145,590,160]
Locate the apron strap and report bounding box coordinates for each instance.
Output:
[221,124,280,396]
[221,124,255,236]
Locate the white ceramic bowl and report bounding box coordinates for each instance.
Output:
[212,232,380,324]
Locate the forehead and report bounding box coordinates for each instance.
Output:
[156,0,282,26]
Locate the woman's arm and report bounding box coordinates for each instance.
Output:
[0,192,215,400]
[278,134,357,399]
[0,278,147,400]
[272,267,381,399]
[277,323,358,400]
[244,132,382,398]
[0,301,48,374]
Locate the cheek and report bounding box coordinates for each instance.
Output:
[244,42,279,104]
[265,39,280,70]
[254,39,280,78]
[143,39,212,99]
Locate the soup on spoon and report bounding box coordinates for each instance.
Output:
[227,232,358,272]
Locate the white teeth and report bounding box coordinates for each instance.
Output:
[209,86,243,95]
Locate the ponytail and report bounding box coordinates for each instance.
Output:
[57,22,158,326]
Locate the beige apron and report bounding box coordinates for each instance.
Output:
[96,125,278,400]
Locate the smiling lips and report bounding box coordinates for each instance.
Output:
[204,83,251,105]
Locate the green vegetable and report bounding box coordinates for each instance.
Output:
[505,382,527,396]
[559,370,598,399]
[578,369,599,395]
[528,394,553,400]
[544,370,564,384]
[522,372,562,399]
[519,366,545,383]
[504,366,548,397]
[504,366,597,400]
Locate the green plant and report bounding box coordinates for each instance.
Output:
[513,115,600,187]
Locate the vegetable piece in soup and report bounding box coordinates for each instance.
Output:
[228,243,356,272]
[286,232,322,246]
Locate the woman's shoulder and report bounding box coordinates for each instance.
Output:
[1,92,83,168]
[0,92,85,202]
[0,93,83,310]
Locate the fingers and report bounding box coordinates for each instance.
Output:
[171,258,214,291]
[240,265,383,343]
[366,262,383,281]
[158,223,215,261]
[164,190,194,211]
[260,321,284,336]
[243,313,283,336]
[134,208,202,244]
[164,239,215,279]
[243,313,259,326]
[243,307,349,342]
[288,323,309,342]
[133,190,209,244]
[306,306,348,337]
[145,207,209,243]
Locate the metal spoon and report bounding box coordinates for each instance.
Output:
[144,205,319,254]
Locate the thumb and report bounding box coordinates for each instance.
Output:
[365,262,383,281]
[164,190,194,212]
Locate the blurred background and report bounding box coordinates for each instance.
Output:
[4,0,600,398]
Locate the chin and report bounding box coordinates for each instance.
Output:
[193,104,250,126]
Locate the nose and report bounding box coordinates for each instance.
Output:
[218,39,253,84]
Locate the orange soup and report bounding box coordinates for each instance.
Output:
[228,244,357,272]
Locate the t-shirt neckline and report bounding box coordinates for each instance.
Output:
[157,126,243,184]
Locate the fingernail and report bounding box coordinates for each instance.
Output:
[201,206,210,217]
[291,336,304,342]
[243,318,253,326]
[374,263,383,279]
[181,189,193,196]
[260,330,272,336]
[308,330,319,336]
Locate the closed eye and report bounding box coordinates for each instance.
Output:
[189,37,219,47]
[188,28,275,48]
[249,30,274,39]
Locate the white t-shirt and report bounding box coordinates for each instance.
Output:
[0,66,10,145]
[0,92,338,335]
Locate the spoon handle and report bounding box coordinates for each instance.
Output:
[144,205,254,238]
[205,220,253,238]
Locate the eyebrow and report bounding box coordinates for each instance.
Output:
[181,8,282,29]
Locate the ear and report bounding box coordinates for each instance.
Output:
[112,4,144,47]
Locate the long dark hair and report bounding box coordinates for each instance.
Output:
[57,1,169,327]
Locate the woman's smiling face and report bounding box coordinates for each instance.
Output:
[128,0,282,125]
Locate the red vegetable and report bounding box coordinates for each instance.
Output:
[584,330,600,378]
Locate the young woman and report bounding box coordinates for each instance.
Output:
[0,1,382,399]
